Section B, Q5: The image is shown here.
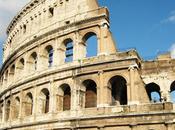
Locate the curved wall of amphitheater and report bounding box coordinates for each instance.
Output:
[0,0,175,130]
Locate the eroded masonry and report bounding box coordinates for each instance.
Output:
[0,0,175,130]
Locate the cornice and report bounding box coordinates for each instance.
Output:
[6,0,42,35]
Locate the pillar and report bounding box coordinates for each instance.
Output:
[128,65,139,105]
[98,70,109,107]
[53,39,60,66]
[2,98,5,123]
[33,87,37,119]
[74,32,86,60]
[19,90,23,119]
[49,80,57,113]
[99,23,116,56]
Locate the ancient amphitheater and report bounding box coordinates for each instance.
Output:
[0,0,175,130]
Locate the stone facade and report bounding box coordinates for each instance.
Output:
[0,0,175,130]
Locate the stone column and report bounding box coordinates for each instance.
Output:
[2,98,6,123]
[19,90,23,119]
[37,46,47,71]
[33,86,37,119]
[99,23,116,56]
[53,39,60,66]
[128,64,139,105]
[49,80,56,113]
[74,32,86,60]
[98,70,109,107]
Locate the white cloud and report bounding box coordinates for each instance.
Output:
[170,44,175,59]
[161,10,175,24]
[0,0,30,41]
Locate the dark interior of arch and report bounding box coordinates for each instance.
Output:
[45,45,53,67]
[145,83,161,102]
[25,93,33,116]
[83,80,97,108]
[109,76,127,105]
[170,81,175,92]
[62,85,71,111]
[84,32,97,57]
[41,89,50,113]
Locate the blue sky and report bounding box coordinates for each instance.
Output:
[100,0,175,59]
[0,0,175,65]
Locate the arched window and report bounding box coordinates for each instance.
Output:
[146,83,161,103]
[17,58,25,77]
[19,58,25,69]
[29,52,37,71]
[83,32,98,57]
[109,76,127,105]
[24,93,33,116]
[9,64,15,82]
[64,39,73,62]
[45,45,53,67]
[58,84,71,111]
[4,70,8,83]
[5,100,11,121]
[39,88,50,114]
[13,97,20,119]
[170,81,175,103]
[83,80,97,108]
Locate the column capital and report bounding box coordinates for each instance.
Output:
[128,64,138,71]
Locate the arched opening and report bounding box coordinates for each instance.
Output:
[28,52,37,71]
[145,83,161,103]
[4,70,8,85]
[64,39,73,63]
[57,84,71,111]
[17,58,25,77]
[9,64,15,83]
[109,76,127,105]
[24,93,33,116]
[39,88,50,114]
[170,81,175,103]
[5,100,10,121]
[45,45,53,67]
[83,32,98,57]
[83,80,97,108]
[13,97,20,119]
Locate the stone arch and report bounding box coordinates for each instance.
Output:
[145,83,161,103]
[4,70,8,85]
[5,100,11,121]
[82,32,98,57]
[108,75,127,105]
[57,84,71,111]
[43,45,54,67]
[13,97,20,119]
[24,92,33,116]
[63,38,74,63]
[9,64,15,83]
[83,79,97,108]
[39,88,50,114]
[28,52,38,72]
[16,58,25,77]
[170,81,175,103]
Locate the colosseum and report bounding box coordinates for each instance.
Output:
[0,0,175,130]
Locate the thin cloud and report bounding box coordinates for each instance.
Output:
[161,10,175,24]
[0,0,30,41]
